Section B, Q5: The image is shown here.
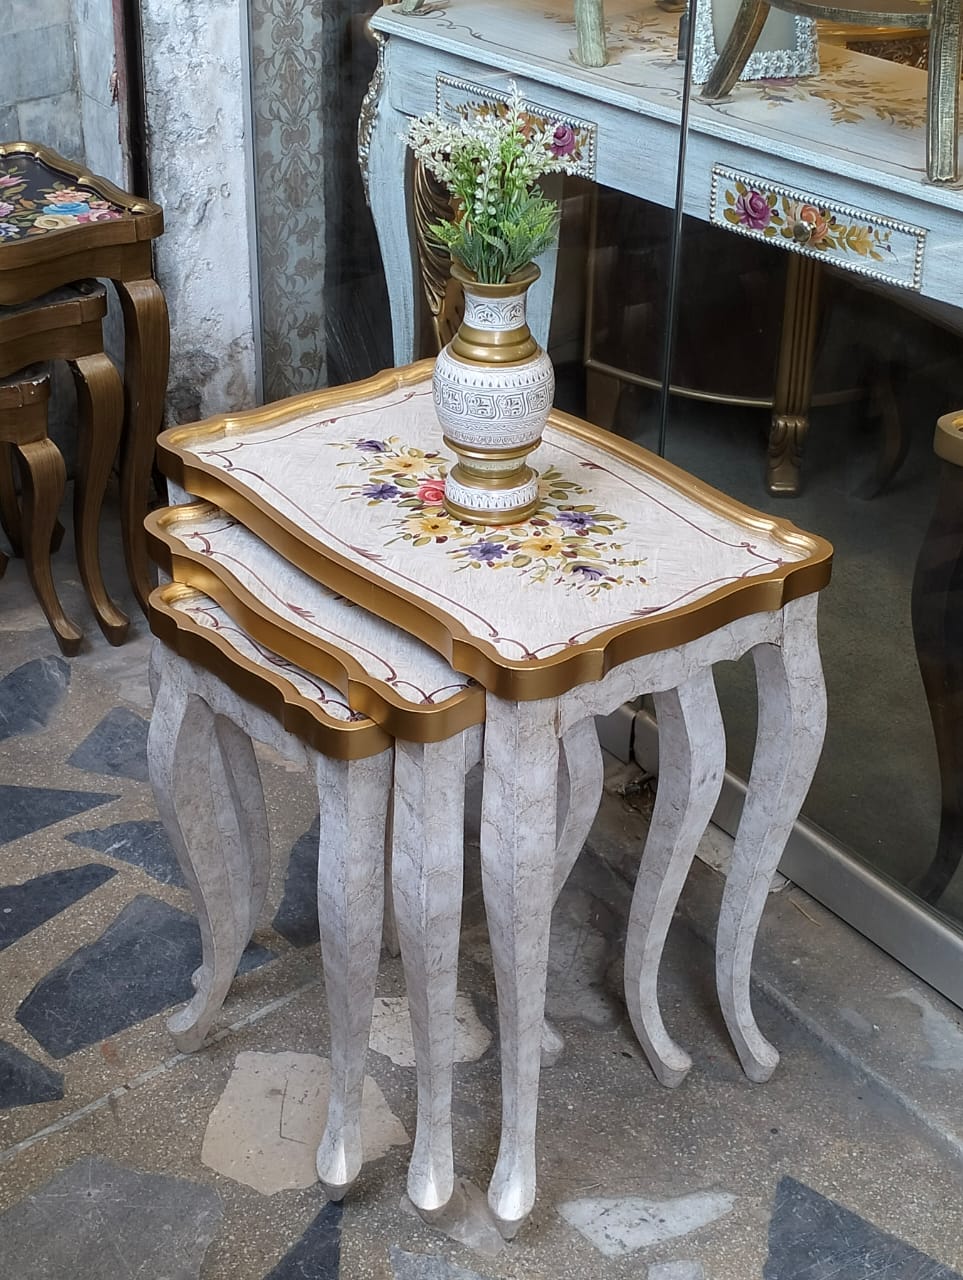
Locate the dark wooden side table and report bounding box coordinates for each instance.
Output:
[0,141,169,614]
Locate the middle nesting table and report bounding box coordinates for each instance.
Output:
[146,500,605,1215]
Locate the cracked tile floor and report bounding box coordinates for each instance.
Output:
[2,504,963,1279]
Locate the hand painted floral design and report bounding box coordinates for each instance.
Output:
[733,189,772,230]
[331,435,647,593]
[0,159,125,241]
[722,180,893,262]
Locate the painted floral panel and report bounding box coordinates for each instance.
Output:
[721,179,894,262]
[330,435,646,595]
[0,157,125,242]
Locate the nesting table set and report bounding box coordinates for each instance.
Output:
[147,361,832,1237]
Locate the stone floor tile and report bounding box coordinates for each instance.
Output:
[273,818,320,947]
[0,1154,222,1279]
[556,1191,736,1259]
[648,1263,705,1280]
[0,863,117,950]
[66,819,185,886]
[390,1245,491,1279]
[764,1176,962,1279]
[369,995,491,1067]
[0,656,69,741]
[263,1202,342,1279]
[0,784,119,846]
[201,1050,408,1195]
[0,1039,64,1108]
[67,705,150,782]
[15,893,273,1058]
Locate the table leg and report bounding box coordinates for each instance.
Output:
[315,747,393,1201]
[480,695,560,1238]
[70,353,129,645]
[767,255,821,497]
[623,670,726,1087]
[364,51,420,366]
[114,276,171,615]
[147,653,271,1052]
[391,735,468,1215]
[716,593,826,1081]
[16,436,83,656]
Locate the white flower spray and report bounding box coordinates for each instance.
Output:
[405,88,577,283]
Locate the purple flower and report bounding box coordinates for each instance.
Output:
[734,190,771,231]
[556,510,593,532]
[356,438,387,452]
[363,482,400,500]
[549,123,577,158]
[572,564,604,580]
[467,540,507,563]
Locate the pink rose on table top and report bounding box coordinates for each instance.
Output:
[45,187,93,205]
[734,189,771,230]
[549,123,577,158]
[0,174,21,189]
[78,208,123,222]
[0,202,13,218]
[416,478,446,505]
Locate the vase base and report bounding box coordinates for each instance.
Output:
[444,493,541,526]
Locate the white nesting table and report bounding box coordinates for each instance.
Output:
[155,361,832,1237]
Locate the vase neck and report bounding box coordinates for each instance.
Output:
[451,278,538,364]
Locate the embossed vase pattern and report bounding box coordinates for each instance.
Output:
[433,262,554,525]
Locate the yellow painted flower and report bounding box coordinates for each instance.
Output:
[520,531,565,558]
[405,513,456,539]
[34,213,79,230]
[391,451,428,475]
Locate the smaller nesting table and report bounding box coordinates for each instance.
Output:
[0,141,168,613]
[155,361,833,1237]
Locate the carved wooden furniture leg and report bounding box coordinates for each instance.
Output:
[910,416,963,902]
[554,716,606,899]
[700,0,771,98]
[391,734,474,1214]
[623,670,726,1087]
[480,695,561,1238]
[70,352,129,644]
[1,373,83,654]
[362,33,421,366]
[115,277,171,615]
[315,746,394,1200]
[0,443,23,554]
[927,0,962,182]
[767,255,821,497]
[147,650,271,1052]
[717,593,826,1081]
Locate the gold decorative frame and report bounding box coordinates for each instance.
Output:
[149,583,393,761]
[147,502,486,743]
[156,361,834,701]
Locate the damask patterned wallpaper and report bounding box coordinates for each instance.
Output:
[250,0,329,402]
[249,0,391,401]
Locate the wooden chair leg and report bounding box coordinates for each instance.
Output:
[926,0,962,182]
[15,432,83,655]
[70,353,130,645]
[701,0,770,98]
[767,255,821,496]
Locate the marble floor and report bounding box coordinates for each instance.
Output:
[2,499,963,1279]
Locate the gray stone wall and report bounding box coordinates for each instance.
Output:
[3,0,84,160]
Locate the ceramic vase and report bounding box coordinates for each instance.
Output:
[433,260,554,525]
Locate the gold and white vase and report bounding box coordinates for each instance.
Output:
[433,261,554,525]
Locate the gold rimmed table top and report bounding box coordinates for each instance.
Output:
[157,361,834,701]
[149,584,392,761]
[147,502,484,743]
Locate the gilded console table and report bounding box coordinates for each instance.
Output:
[361,0,960,493]
[156,361,832,1237]
[0,141,169,612]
